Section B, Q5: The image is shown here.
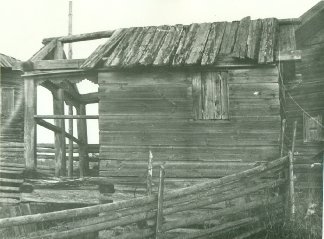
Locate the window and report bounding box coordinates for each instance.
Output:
[0,87,15,117]
[192,72,229,120]
[303,113,322,142]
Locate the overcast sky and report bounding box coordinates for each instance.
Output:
[0,0,320,143]
[0,0,320,61]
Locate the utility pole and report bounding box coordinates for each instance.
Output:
[68,1,73,59]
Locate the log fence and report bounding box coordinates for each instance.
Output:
[0,154,292,239]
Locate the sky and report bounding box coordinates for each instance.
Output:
[0,0,320,143]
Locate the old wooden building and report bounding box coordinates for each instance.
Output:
[283,1,324,210]
[0,53,24,162]
[15,16,302,196]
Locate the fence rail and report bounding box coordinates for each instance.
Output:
[0,155,290,239]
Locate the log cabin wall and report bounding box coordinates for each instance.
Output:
[284,3,324,213]
[0,67,24,162]
[98,66,281,193]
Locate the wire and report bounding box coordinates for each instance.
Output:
[278,50,323,128]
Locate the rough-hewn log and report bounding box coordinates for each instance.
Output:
[77,104,88,177]
[146,151,153,196]
[24,78,37,171]
[174,217,259,239]
[53,89,66,176]
[81,92,99,104]
[278,18,302,25]
[35,118,84,145]
[275,50,302,62]
[34,115,99,119]
[30,40,57,61]
[68,105,74,178]
[42,30,115,44]
[12,59,86,71]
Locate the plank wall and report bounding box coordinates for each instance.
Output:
[98,67,281,196]
[285,32,324,196]
[0,69,24,162]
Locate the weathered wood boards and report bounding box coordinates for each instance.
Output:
[80,17,299,69]
[98,67,280,191]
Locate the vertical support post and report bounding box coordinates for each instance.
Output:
[147,150,153,196]
[68,105,73,178]
[289,121,297,219]
[68,1,73,59]
[54,41,64,59]
[77,103,88,177]
[53,89,66,176]
[24,78,37,173]
[156,166,165,239]
[280,119,286,158]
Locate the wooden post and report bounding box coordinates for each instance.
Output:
[53,89,66,176]
[156,166,165,239]
[147,150,153,196]
[77,103,88,177]
[289,121,297,219]
[68,105,73,178]
[280,119,286,157]
[24,78,37,173]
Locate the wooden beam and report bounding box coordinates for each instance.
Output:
[275,50,302,62]
[42,30,115,44]
[34,115,99,119]
[35,119,84,145]
[24,78,37,172]
[68,105,74,178]
[53,89,66,177]
[278,18,302,25]
[30,40,57,61]
[41,81,82,108]
[81,92,99,104]
[54,41,64,59]
[12,59,86,71]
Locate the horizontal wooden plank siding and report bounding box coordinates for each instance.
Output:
[98,67,280,192]
[285,32,324,194]
[0,70,24,161]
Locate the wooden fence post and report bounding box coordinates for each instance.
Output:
[147,150,153,196]
[280,119,286,157]
[156,166,165,239]
[289,121,297,219]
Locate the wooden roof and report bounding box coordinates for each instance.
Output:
[81,17,287,69]
[0,53,20,68]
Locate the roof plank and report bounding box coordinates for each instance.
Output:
[103,28,138,67]
[173,24,201,66]
[138,26,170,66]
[122,27,156,67]
[201,22,227,66]
[219,21,239,54]
[258,18,279,64]
[29,40,57,61]
[184,23,212,65]
[80,28,127,69]
[246,19,263,60]
[153,25,184,66]
[233,16,251,59]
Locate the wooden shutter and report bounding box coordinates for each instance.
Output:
[1,87,15,117]
[192,72,229,120]
[303,113,322,142]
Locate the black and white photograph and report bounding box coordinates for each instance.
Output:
[0,1,323,238]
